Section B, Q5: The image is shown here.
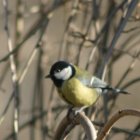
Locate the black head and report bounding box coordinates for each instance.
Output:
[46,61,75,87]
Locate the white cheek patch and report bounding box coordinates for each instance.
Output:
[54,66,72,80]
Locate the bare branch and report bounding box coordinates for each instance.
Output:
[0,13,49,126]
[3,0,20,139]
[98,0,138,77]
[54,111,97,140]
[97,109,140,140]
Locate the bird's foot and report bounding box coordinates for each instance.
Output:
[67,106,86,125]
[67,106,87,119]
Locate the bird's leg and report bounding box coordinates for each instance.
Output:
[67,106,87,126]
[72,106,87,115]
[67,106,87,119]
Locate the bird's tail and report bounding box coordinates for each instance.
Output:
[101,86,130,94]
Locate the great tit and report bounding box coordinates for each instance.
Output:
[45,61,129,108]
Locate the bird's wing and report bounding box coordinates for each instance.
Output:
[89,76,107,88]
[77,75,107,88]
[74,65,107,88]
[74,66,130,94]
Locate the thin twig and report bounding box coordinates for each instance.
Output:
[0,0,68,63]
[88,0,128,46]
[116,55,138,88]
[107,55,138,115]
[0,63,9,92]
[58,0,80,59]
[98,0,138,77]
[123,26,140,33]
[127,122,140,140]
[3,0,20,139]
[121,77,140,89]
[93,120,140,137]
[0,13,50,126]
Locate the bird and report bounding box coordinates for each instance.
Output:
[45,61,129,110]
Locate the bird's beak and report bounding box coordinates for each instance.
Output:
[45,74,51,78]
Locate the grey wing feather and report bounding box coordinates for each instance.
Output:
[77,75,107,88]
[90,77,107,88]
[77,74,130,95]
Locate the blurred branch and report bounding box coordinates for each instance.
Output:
[93,120,140,137]
[76,17,93,65]
[0,0,68,63]
[54,111,97,140]
[0,12,50,126]
[0,89,14,125]
[90,0,128,44]
[106,50,140,114]
[85,0,128,72]
[4,108,140,140]
[113,48,140,61]
[116,53,139,88]
[0,63,9,92]
[123,26,140,33]
[97,109,140,140]
[3,0,20,139]
[121,77,140,89]
[4,105,67,140]
[127,122,140,140]
[54,114,74,140]
[31,46,45,140]
[59,0,80,59]
[109,31,140,66]
[4,111,47,140]
[98,0,138,78]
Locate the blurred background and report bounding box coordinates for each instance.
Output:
[0,0,140,139]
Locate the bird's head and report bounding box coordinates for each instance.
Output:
[45,61,75,87]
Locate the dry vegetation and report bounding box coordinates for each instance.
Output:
[0,0,140,140]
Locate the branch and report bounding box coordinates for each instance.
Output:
[0,13,50,126]
[97,109,140,140]
[98,0,138,77]
[0,0,68,63]
[3,0,20,139]
[4,105,67,140]
[54,111,97,140]
[4,108,140,140]
[121,77,140,89]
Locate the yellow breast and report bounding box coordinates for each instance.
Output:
[58,78,100,107]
